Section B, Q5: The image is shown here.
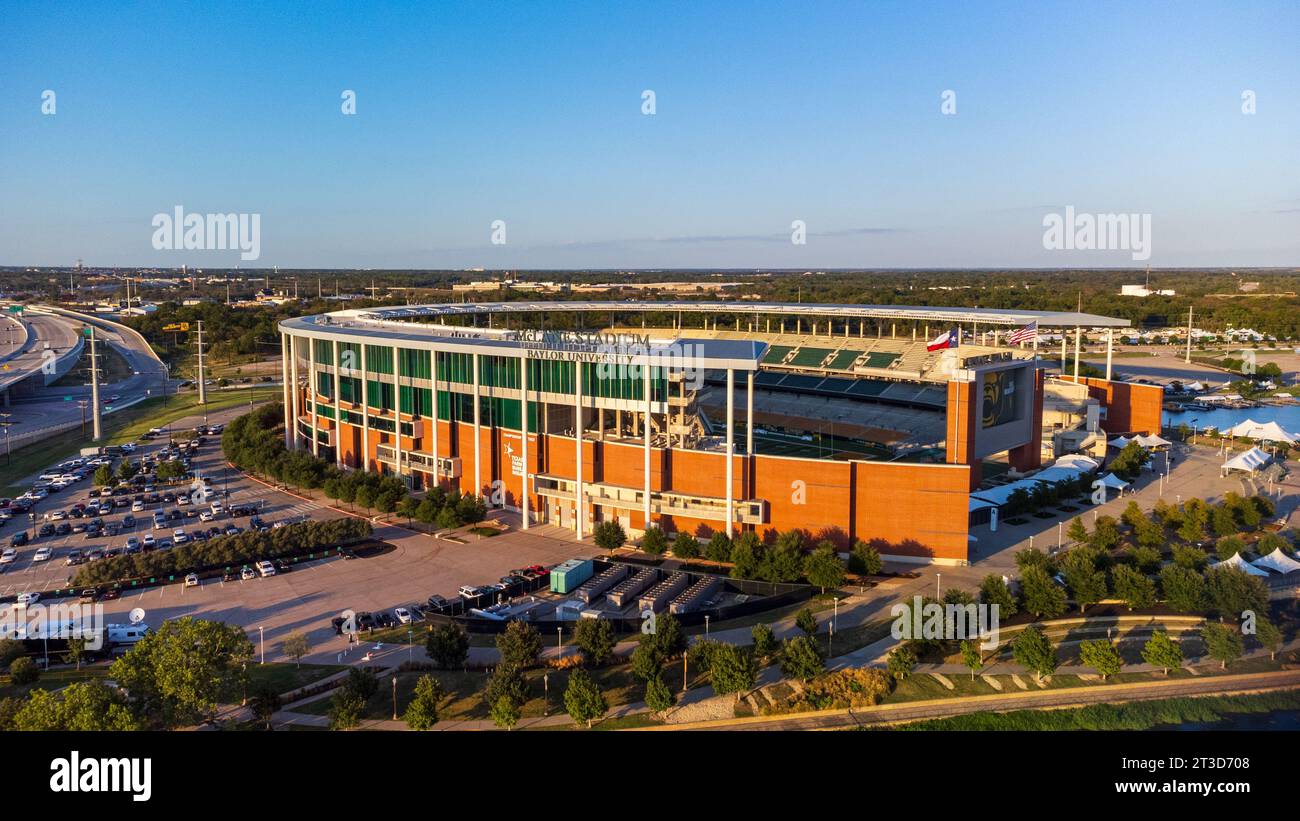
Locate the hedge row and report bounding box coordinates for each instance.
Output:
[71,517,372,587]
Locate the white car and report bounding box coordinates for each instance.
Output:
[32,547,52,562]
[16,592,40,605]
[199,510,214,522]
[142,534,155,549]
[131,500,145,512]
[173,528,188,544]
[44,510,67,521]
[184,573,199,588]
[0,549,17,564]
[177,494,190,506]
[394,607,413,624]
[255,560,276,578]
[210,502,223,516]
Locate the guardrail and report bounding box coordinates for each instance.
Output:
[0,315,33,366]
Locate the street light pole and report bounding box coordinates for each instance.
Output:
[259,626,265,664]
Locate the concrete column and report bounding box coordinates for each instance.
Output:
[281,332,292,449]
[391,346,403,480]
[746,369,754,500]
[308,337,319,457]
[360,344,369,471]
[575,364,584,541]
[643,360,651,532]
[429,349,438,486]
[1073,326,1081,380]
[598,406,604,441]
[520,353,529,529]
[332,339,343,468]
[289,336,300,449]
[472,352,481,498]
[1061,333,1068,371]
[725,367,734,538]
[1105,328,1113,381]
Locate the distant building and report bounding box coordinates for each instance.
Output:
[1120,285,1175,297]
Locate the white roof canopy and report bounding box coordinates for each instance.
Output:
[1252,548,1300,575]
[1216,552,1270,577]
[1225,419,1297,444]
[1223,447,1271,473]
[1098,473,1130,490]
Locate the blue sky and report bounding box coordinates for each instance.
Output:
[1,0,1297,269]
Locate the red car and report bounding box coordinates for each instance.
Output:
[526,564,547,576]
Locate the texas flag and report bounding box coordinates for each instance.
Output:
[926,328,959,351]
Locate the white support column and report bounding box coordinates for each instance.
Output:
[281,333,292,449]
[289,335,300,449]
[429,349,438,487]
[725,367,734,538]
[575,365,584,541]
[1105,328,1113,381]
[332,339,343,469]
[520,353,529,529]
[308,338,319,458]
[472,353,481,498]
[1073,326,1081,380]
[1061,333,1068,372]
[360,344,369,471]
[391,346,403,481]
[643,360,651,533]
[746,369,754,507]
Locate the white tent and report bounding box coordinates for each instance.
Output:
[1098,473,1130,490]
[1252,548,1300,575]
[1222,447,1271,474]
[1054,454,1100,471]
[1216,552,1270,577]
[1108,436,1133,449]
[1134,433,1171,448]
[1225,419,1297,444]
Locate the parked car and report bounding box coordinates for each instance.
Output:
[255,560,276,577]
[0,547,17,564]
[9,533,28,548]
[184,573,199,588]
[100,588,120,601]
[65,549,85,566]
[17,592,41,605]
[32,546,52,562]
[79,588,97,603]
[240,566,256,581]
[394,607,413,624]
[426,594,449,611]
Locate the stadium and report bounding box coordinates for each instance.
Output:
[278,301,1163,566]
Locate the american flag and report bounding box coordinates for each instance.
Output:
[1007,322,1038,346]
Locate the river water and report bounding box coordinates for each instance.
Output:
[1167,709,1300,731]
[1163,403,1300,435]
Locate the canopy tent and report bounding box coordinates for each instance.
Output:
[1107,436,1133,449]
[1216,552,1270,577]
[1222,447,1271,474]
[1097,473,1130,490]
[1134,433,1171,448]
[1054,454,1100,471]
[1225,419,1297,444]
[1252,548,1300,575]
[971,454,1098,509]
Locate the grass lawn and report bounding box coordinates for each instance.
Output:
[0,386,277,495]
[0,665,110,700]
[243,662,346,696]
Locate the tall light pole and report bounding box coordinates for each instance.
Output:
[258,625,265,664]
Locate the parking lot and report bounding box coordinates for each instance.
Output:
[0,403,602,664]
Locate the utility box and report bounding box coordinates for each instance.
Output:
[550,559,594,594]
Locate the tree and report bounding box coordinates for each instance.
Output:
[108,617,254,728]
[484,663,528,712]
[563,668,607,728]
[13,681,138,731]
[704,532,733,563]
[1078,639,1123,680]
[647,612,686,659]
[1110,564,1156,611]
[1215,535,1246,561]
[1060,550,1107,613]
[63,637,88,672]
[1066,517,1089,545]
[1159,565,1208,613]
[490,694,521,730]
[0,640,24,670]
[1089,516,1121,551]
[8,657,39,686]
[848,539,883,576]
[1254,619,1283,661]
[1020,565,1067,619]
[728,535,761,578]
[1128,546,1162,574]
[960,639,982,680]
[640,527,668,556]
[751,623,778,659]
[1206,566,1268,619]
[93,464,113,486]
[1141,630,1184,675]
[280,632,311,668]
[1171,544,1208,571]
[887,644,917,681]
[403,674,444,730]
[1014,546,1051,573]
[671,533,700,560]
[644,674,676,713]
[1011,625,1058,682]
[630,641,664,682]
[426,623,470,669]
[708,644,757,697]
[328,689,365,730]
[496,621,543,669]
[1200,623,1243,670]
[573,617,616,666]
[795,607,818,637]
[979,575,1018,618]
[779,636,825,681]
[803,545,845,593]
[592,520,626,551]
[248,684,280,730]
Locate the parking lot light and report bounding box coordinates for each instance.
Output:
[259,625,265,664]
